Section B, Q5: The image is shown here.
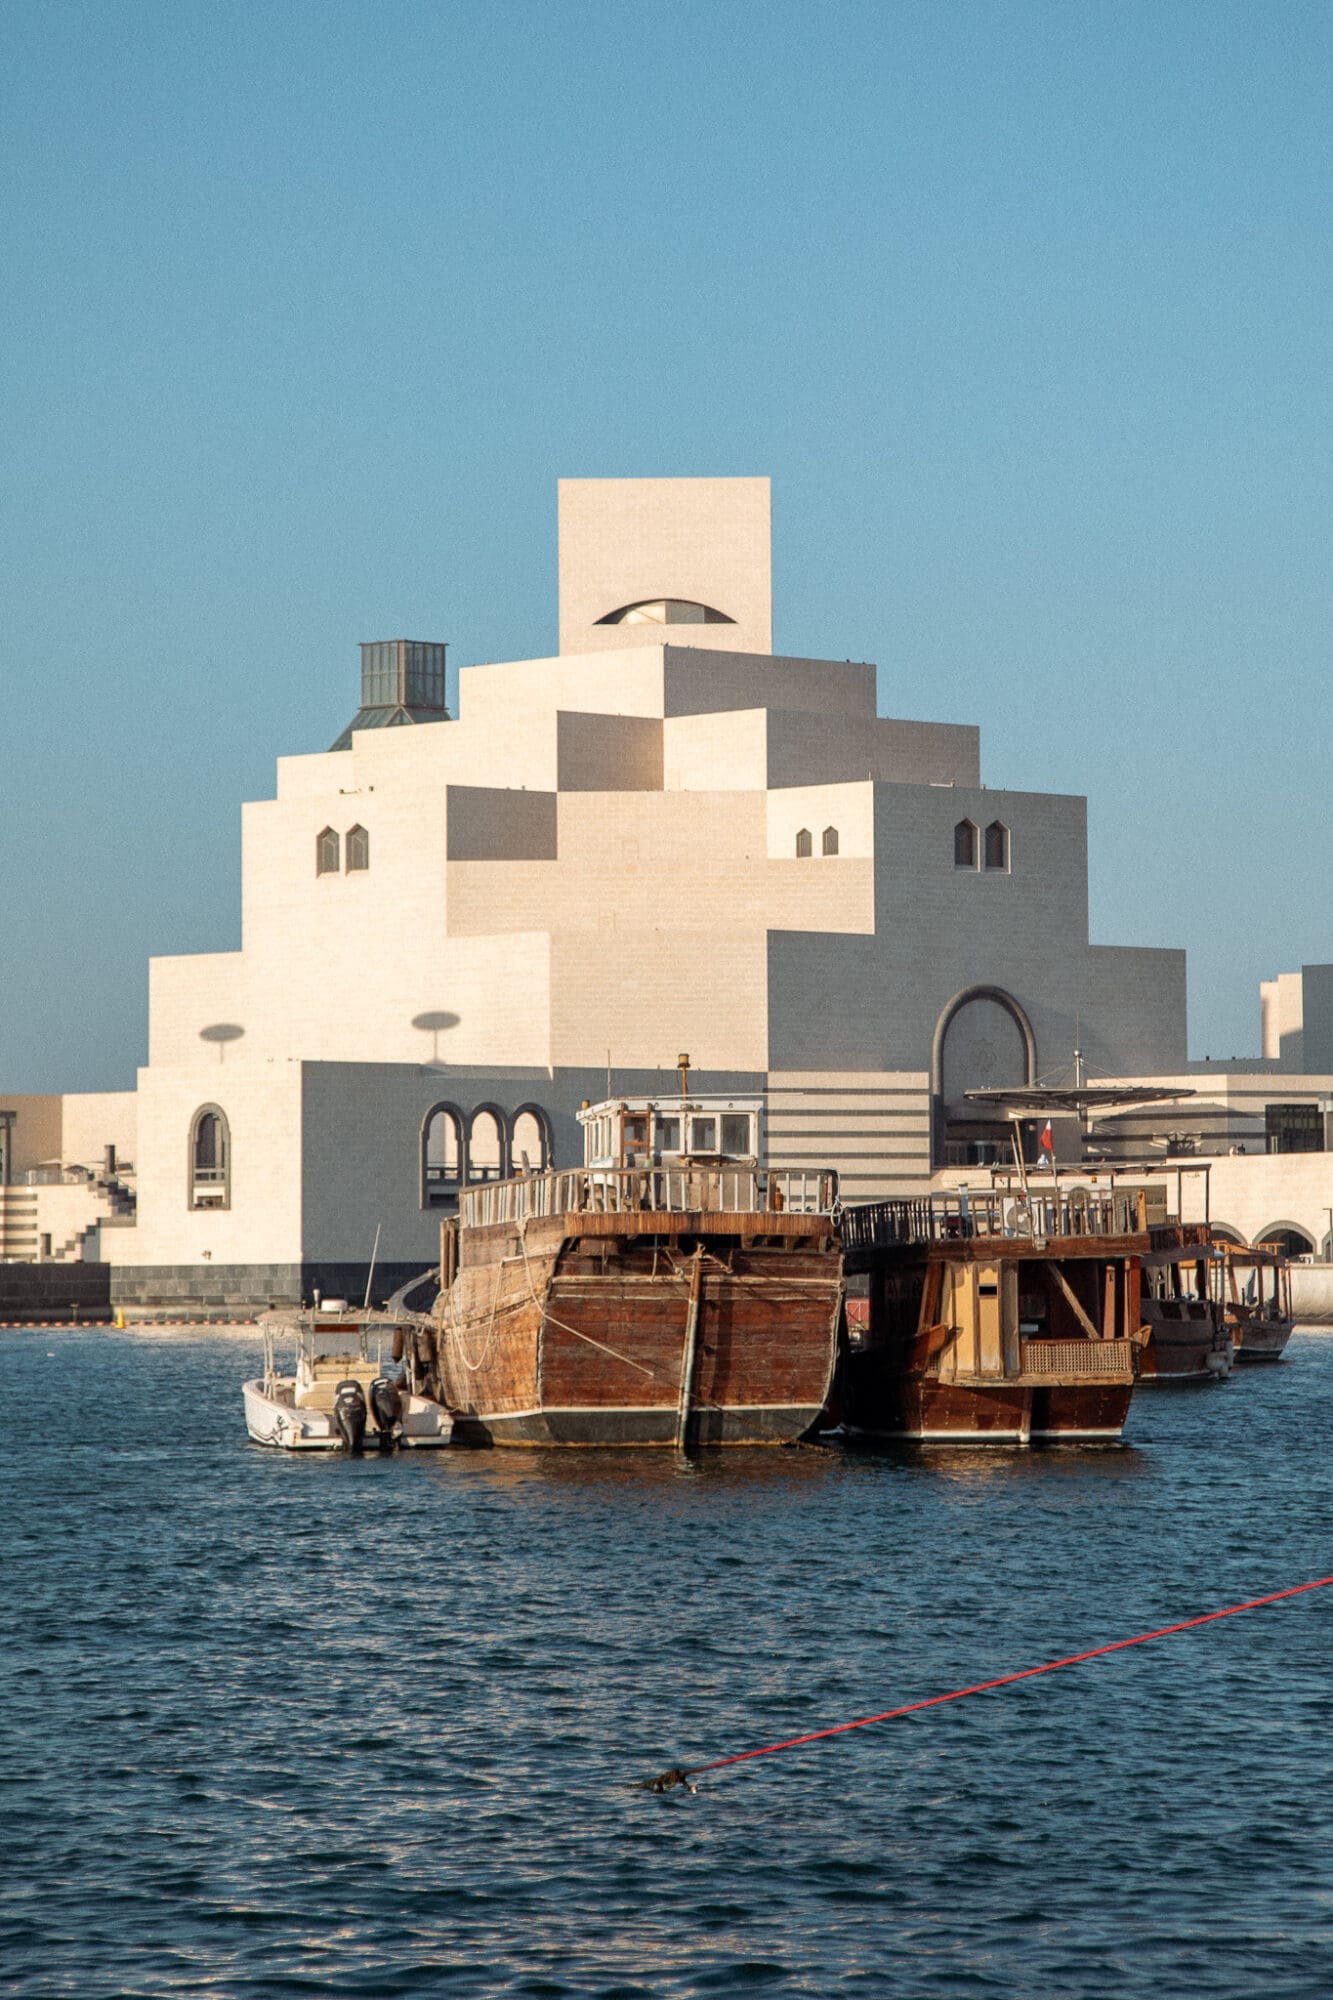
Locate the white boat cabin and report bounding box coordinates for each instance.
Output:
[578,1094,763,1171]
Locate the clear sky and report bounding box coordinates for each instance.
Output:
[3,0,1329,1092]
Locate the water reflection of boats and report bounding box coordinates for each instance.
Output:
[423,1093,843,1447]
[840,1187,1148,1443]
[243,1302,453,1451]
[1222,1245,1296,1362]
[1137,1226,1232,1382]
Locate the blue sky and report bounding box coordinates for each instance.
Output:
[3,0,1330,1090]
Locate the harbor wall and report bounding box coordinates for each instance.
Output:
[1291,1264,1333,1325]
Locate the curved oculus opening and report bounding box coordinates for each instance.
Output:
[595,599,735,627]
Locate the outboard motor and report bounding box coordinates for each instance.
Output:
[369,1374,402,1452]
[333,1378,367,1456]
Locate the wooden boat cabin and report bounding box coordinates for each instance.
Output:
[840,1186,1152,1443]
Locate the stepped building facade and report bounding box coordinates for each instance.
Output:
[7,477,1327,1306]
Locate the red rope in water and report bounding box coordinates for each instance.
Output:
[643,1574,1333,1790]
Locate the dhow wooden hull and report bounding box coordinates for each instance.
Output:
[428,1212,842,1447]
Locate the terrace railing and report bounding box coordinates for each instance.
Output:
[461,1165,838,1230]
[841,1187,1148,1254]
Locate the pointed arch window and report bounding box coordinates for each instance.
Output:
[822,826,839,856]
[795,828,813,858]
[346,824,369,872]
[316,827,340,875]
[189,1105,230,1210]
[984,821,1010,871]
[954,819,978,869]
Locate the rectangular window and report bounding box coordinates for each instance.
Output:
[690,1116,717,1153]
[1265,1103,1323,1154]
[720,1114,752,1156]
[656,1117,681,1153]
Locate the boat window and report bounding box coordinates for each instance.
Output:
[795,828,812,858]
[984,821,1009,871]
[189,1105,230,1210]
[422,1103,465,1207]
[690,1116,717,1153]
[316,826,340,875]
[822,826,839,856]
[720,1113,752,1155]
[345,824,369,872]
[656,1116,681,1153]
[954,819,978,869]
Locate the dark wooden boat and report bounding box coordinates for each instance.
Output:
[840,1188,1149,1442]
[423,1095,842,1446]
[1222,1245,1296,1362]
[1137,1224,1232,1382]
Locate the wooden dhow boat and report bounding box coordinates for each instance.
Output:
[422,1093,843,1446]
[1137,1224,1232,1382]
[1222,1244,1296,1362]
[840,1186,1151,1443]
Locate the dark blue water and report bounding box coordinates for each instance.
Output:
[4,1329,1332,1999]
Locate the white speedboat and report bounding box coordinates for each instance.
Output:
[243,1301,453,1451]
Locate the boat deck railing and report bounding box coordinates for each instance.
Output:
[461,1165,838,1230]
[842,1187,1148,1252]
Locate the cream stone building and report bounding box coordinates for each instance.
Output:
[4,478,1329,1306]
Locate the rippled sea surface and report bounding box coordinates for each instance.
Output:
[4,1329,1333,1998]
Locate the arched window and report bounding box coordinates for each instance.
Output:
[346,824,369,872]
[189,1105,230,1210]
[511,1104,554,1174]
[822,826,839,856]
[595,599,735,626]
[422,1103,466,1208]
[795,828,813,858]
[467,1105,508,1183]
[316,827,340,876]
[984,821,1010,871]
[954,819,978,869]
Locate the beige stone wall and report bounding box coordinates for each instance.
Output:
[104,1062,305,1269]
[559,478,772,655]
[766,1071,932,1199]
[0,1095,63,1176]
[60,1092,137,1169]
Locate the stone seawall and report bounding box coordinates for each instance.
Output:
[109,1262,437,1315]
[1291,1263,1333,1326]
[0,1262,112,1323]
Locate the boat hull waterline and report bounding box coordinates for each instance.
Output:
[429,1213,843,1448]
[243,1377,454,1450]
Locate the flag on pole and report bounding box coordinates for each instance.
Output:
[1039,1120,1054,1157]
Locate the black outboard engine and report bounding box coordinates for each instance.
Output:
[369,1375,402,1452]
[333,1378,367,1455]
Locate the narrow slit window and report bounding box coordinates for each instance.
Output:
[954,819,978,869]
[795,828,812,858]
[984,821,1009,871]
[316,826,340,875]
[346,824,369,872]
[822,826,839,856]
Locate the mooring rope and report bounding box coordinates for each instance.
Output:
[640,1574,1333,1791]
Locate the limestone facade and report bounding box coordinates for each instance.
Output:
[9,475,1325,1304]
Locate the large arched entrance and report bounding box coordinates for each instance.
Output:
[931,984,1038,1167]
